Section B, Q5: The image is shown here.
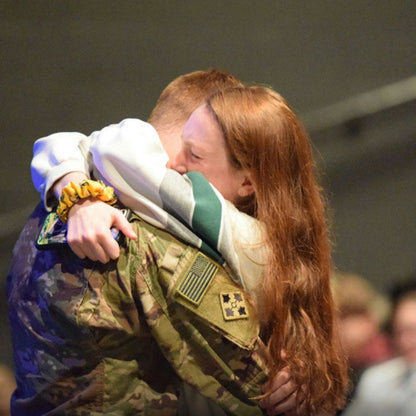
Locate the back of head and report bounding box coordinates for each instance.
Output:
[148,69,244,132]
[207,86,330,309]
[333,272,391,325]
[207,85,349,414]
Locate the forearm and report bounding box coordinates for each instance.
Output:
[30,122,138,264]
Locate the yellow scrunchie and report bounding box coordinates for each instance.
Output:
[57,180,117,223]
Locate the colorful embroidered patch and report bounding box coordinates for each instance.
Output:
[36,212,67,247]
[177,254,218,305]
[220,291,249,321]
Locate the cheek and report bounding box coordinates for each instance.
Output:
[166,142,182,162]
[213,175,240,204]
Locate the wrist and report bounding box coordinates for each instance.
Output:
[53,172,89,201]
[57,179,117,222]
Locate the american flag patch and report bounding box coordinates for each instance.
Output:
[220,291,249,321]
[177,254,218,305]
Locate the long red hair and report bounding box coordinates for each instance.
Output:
[207,86,349,414]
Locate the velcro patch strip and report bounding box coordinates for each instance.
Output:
[177,253,218,305]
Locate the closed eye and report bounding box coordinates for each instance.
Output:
[189,149,202,160]
[191,152,201,159]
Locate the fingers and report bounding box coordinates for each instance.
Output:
[111,210,137,240]
[263,391,297,416]
[261,391,306,416]
[260,383,297,415]
[68,228,120,263]
[66,198,134,263]
[260,366,306,416]
[262,367,291,393]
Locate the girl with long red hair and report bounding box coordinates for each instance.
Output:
[201,86,349,414]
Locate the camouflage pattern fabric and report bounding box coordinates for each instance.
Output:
[7,203,268,415]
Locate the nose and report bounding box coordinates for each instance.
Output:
[168,151,187,174]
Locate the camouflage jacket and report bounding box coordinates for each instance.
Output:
[7,204,268,415]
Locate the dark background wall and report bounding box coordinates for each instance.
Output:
[1,1,415,369]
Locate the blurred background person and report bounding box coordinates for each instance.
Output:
[332,272,394,411]
[342,275,416,416]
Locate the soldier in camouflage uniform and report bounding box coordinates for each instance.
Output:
[7,202,268,415]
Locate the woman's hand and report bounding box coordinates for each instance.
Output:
[67,198,137,263]
[259,367,305,416]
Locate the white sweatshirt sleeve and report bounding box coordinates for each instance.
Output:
[89,119,168,218]
[31,131,92,210]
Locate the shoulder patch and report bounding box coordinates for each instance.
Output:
[177,253,218,305]
[172,248,259,349]
[220,291,249,321]
[36,211,67,248]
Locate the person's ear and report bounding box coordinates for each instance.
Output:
[237,172,255,197]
